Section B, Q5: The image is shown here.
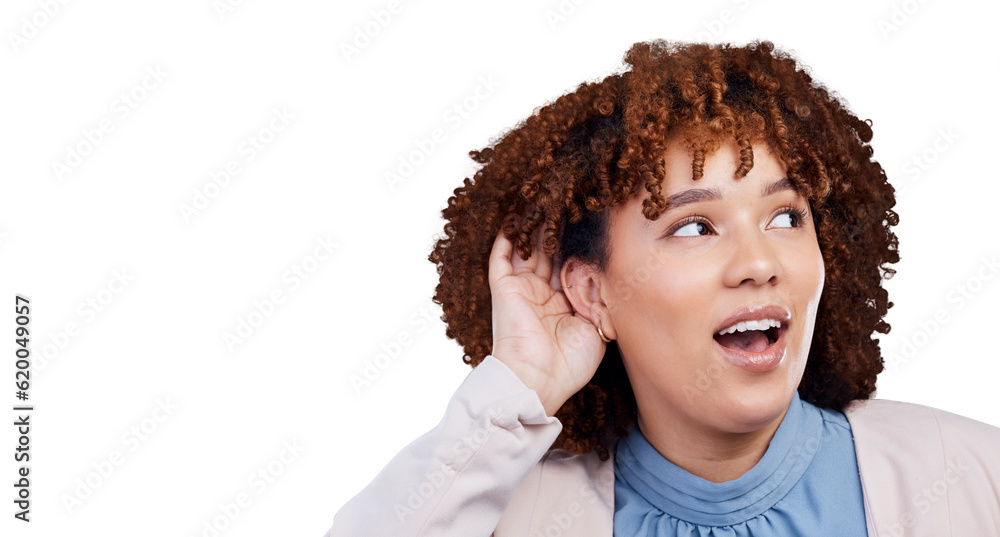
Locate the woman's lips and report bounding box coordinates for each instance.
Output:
[713,304,791,335]
[714,323,788,373]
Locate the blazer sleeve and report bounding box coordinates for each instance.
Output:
[324,355,563,537]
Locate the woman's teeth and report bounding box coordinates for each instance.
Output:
[716,319,782,336]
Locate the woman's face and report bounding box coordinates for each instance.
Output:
[599,137,825,435]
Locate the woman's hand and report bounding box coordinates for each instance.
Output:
[488,223,607,417]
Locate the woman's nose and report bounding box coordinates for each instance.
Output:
[722,225,781,288]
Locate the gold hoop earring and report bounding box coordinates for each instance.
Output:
[597,320,613,343]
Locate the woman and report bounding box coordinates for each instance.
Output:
[326,40,1000,535]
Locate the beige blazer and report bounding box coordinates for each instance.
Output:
[326,356,1000,536]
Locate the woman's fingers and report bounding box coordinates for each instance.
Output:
[488,227,513,284]
[510,229,537,276]
[489,221,556,288]
[534,221,553,283]
[512,222,554,280]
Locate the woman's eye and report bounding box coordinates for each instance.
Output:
[673,221,710,237]
[772,212,798,228]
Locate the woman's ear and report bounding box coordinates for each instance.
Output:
[559,258,616,339]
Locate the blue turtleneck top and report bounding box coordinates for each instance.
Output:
[613,391,868,536]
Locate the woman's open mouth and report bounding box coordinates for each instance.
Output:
[713,319,788,372]
[713,322,781,352]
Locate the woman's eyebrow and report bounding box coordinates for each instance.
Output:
[658,177,796,214]
[761,177,796,198]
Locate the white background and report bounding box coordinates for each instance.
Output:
[1,0,998,535]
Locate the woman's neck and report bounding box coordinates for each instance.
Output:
[635,404,790,484]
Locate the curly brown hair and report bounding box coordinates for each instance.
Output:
[428,40,900,461]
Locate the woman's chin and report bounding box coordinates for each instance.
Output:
[709,351,807,432]
[708,387,798,434]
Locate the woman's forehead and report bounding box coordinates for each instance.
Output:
[660,137,786,188]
